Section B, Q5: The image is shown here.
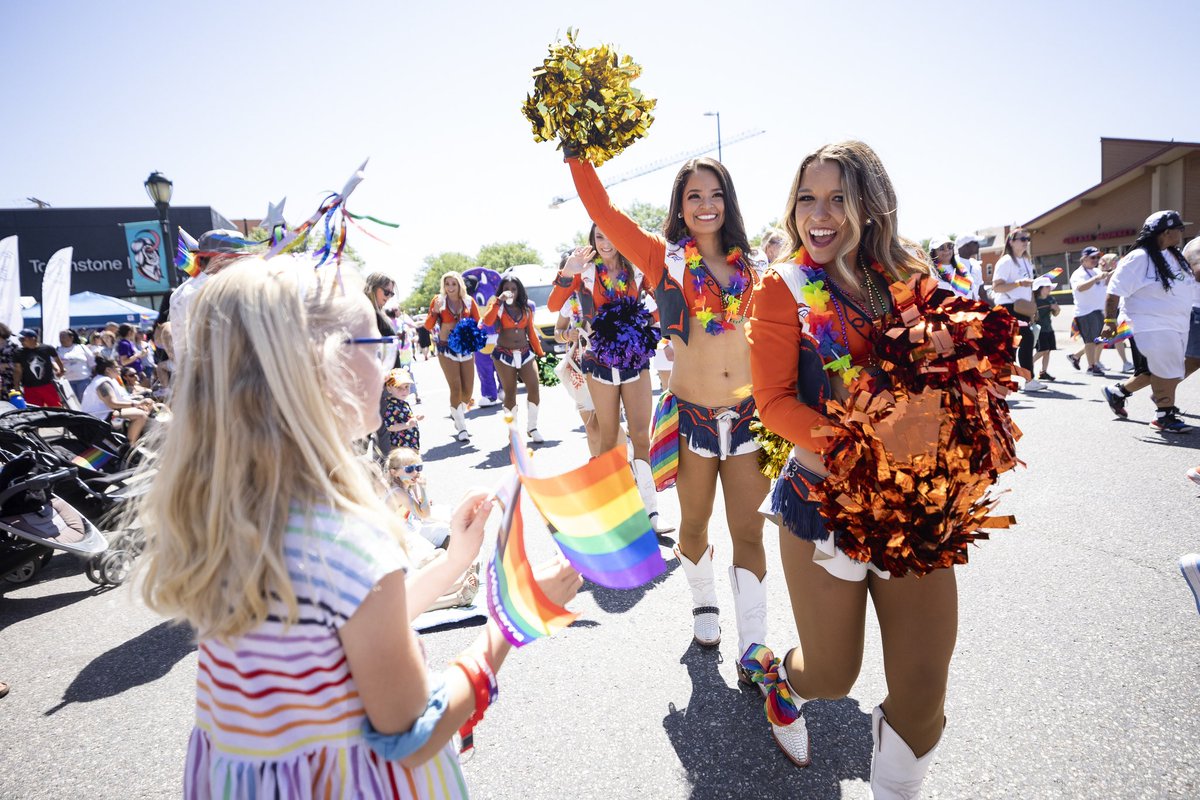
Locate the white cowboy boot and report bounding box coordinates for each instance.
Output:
[869,705,941,799]
[527,402,545,443]
[673,545,720,646]
[729,566,768,685]
[632,458,674,534]
[452,404,470,442]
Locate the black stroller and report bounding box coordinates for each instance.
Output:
[0,451,109,589]
[0,408,150,587]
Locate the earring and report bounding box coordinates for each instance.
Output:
[677,213,683,218]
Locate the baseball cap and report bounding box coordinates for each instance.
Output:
[955,234,979,249]
[928,236,951,251]
[18,328,37,338]
[1080,246,1102,259]
[194,229,257,256]
[1141,210,1187,236]
[1032,276,1054,290]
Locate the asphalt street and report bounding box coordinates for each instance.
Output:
[2,321,1199,799]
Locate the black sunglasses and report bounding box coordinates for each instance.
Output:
[1013,236,1032,242]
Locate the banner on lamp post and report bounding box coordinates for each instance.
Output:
[122,221,170,293]
[41,246,73,340]
[0,236,22,333]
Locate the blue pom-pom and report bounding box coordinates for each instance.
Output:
[589,296,660,370]
[446,318,486,356]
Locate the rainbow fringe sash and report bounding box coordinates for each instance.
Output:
[649,391,679,491]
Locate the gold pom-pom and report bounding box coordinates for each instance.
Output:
[522,27,656,166]
[750,418,792,481]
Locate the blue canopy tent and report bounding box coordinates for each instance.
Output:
[23,291,157,332]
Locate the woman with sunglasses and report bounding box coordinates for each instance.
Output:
[991,229,1044,391]
[423,272,480,442]
[364,272,401,455]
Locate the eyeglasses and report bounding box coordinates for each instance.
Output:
[346,336,398,346]
[1013,236,1032,242]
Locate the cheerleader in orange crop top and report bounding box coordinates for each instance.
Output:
[481,274,546,443]
[423,271,479,442]
[558,155,780,749]
[746,141,954,793]
[547,223,667,533]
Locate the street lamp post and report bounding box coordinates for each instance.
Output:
[704,111,722,162]
[143,171,175,287]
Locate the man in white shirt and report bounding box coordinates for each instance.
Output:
[1068,247,1110,374]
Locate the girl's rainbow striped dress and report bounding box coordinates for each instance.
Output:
[185,506,467,799]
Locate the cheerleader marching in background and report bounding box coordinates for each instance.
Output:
[548,224,666,529]
[481,274,546,442]
[423,272,480,442]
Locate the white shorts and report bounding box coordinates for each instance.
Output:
[1134,328,1188,380]
[653,347,673,372]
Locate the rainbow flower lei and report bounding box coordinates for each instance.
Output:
[792,249,863,387]
[593,257,630,300]
[681,237,751,335]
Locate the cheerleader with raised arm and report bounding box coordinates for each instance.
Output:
[423,272,480,442]
[561,152,803,760]
[548,225,664,524]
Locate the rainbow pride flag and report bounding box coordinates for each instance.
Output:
[176,227,200,278]
[1043,267,1064,282]
[70,446,115,472]
[517,444,667,590]
[650,391,679,491]
[485,474,578,648]
[1096,319,1133,348]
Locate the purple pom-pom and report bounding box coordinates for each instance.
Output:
[589,296,659,370]
[446,318,486,356]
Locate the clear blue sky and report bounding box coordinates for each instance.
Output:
[3,0,1197,293]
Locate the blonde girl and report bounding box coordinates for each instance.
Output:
[138,256,580,798]
[423,271,480,442]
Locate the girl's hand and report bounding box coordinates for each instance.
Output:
[532,556,582,607]
[387,424,403,432]
[500,290,515,304]
[563,247,595,276]
[446,489,492,570]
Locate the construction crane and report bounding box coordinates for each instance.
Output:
[549,129,766,208]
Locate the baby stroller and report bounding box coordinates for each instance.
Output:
[0,408,150,586]
[0,451,109,590]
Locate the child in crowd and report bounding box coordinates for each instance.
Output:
[137,256,580,797]
[384,368,422,452]
[1033,276,1060,381]
[396,329,422,403]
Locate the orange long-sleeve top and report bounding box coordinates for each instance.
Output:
[746,268,877,452]
[423,296,479,332]
[481,298,545,357]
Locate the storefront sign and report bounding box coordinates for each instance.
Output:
[1064,228,1137,245]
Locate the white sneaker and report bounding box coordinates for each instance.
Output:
[1023,378,1047,392]
[479,397,501,407]
[1121,362,1135,373]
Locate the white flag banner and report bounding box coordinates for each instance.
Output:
[0,236,21,333]
[41,246,73,340]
